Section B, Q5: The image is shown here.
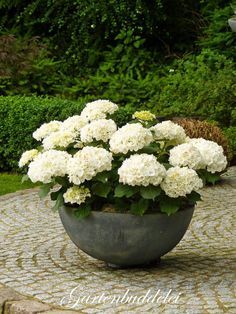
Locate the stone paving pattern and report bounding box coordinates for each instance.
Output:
[0,167,236,313]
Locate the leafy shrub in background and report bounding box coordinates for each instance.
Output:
[153,49,236,127]
[199,5,236,60]
[0,0,203,74]
[224,127,236,164]
[64,49,236,127]
[0,96,134,171]
[0,34,62,96]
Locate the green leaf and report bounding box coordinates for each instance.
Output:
[187,191,201,204]
[92,182,111,198]
[52,193,64,212]
[140,142,160,154]
[114,184,137,198]
[113,198,128,212]
[21,174,29,183]
[50,187,66,201]
[197,170,221,185]
[93,172,109,183]
[130,199,149,215]
[74,204,91,219]
[38,184,51,199]
[55,176,68,186]
[160,198,181,216]
[205,172,221,185]
[140,186,161,200]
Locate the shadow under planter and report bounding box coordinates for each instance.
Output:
[59,206,194,268]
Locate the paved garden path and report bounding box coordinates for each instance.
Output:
[0,167,235,313]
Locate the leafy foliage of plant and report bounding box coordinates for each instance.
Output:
[0,0,203,73]
[64,49,236,129]
[0,34,62,95]
[199,5,236,60]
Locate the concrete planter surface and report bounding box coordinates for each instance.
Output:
[59,206,194,267]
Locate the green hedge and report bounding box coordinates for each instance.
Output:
[0,96,134,171]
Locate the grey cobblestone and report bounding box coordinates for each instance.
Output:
[4,300,51,314]
[0,167,235,313]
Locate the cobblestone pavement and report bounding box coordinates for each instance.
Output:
[0,167,235,314]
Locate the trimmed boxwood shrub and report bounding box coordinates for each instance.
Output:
[0,95,135,171]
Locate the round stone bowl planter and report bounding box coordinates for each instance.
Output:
[59,206,194,267]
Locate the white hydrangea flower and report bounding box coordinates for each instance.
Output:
[67,146,113,184]
[63,186,91,205]
[80,119,117,143]
[80,99,118,121]
[19,149,39,168]
[161,166,203,198]
[42,130,76,150]
[187,138,227,173]
[109,123,153,154]
[151,120,186,144]
[118,154,166,186]
[28,150,70,183]
[60,115,88,133]
[33,121,62,141]
[169,143,204,170]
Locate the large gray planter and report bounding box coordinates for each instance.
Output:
[59,206,194,267]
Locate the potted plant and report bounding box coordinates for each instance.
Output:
[19,100,227,267]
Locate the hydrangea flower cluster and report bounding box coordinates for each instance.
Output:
[20,100,228,217]
[27,150,70,183]
[60,115,87,133]
[63,186,91,205]
[187,138,227,173]
[151,120,186,145]
[80,99,118,121]
[80,119,117,143]
[169,143,204,170]
[169,139,227,173]
[42,130,76,150]
[160,166,203,198]
[19,149,39,168]
[67,146,113,185]
[132,111,156,121]
[109,123,153,154]
[118,154,166,186]
[33,121,62,141]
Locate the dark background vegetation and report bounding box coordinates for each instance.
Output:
[0,0,235,171]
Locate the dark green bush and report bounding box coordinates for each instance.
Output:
[0,96,134,171]
[0,0,202,74]
[64,49,236,127]
[0,34,63,96]
[199,5,236,60]
[153,49,236,127]
[224,127,236,163]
